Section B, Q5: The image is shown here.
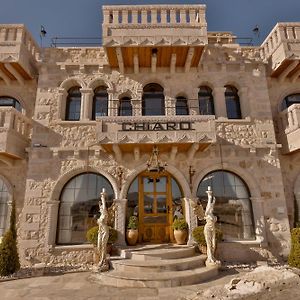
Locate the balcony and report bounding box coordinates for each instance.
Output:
[102,5,207,73]
[261,23,300,81]
[96,115,216,155]
[0,107,32,163]
[277,104,300,153]
[0,25,40,84]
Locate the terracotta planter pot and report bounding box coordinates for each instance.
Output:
[126,229,138,246]
[174,229,188,245]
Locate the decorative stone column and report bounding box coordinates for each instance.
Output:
[45,200,60,248]
[80,88,93,121]
[251,197,268,247]
[165,97,176,116]
[212,87,227,118]
[114,199,127,246]
[184,197,198,245]
[189,88,199,115]
[131,99,142,116]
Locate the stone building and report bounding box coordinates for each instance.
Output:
[0,4,299,266]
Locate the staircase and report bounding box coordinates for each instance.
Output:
[97,244,219,288]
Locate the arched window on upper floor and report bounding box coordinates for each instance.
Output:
[0,177,9,237]
[225,86,241,119]
[142,83,165,116]
[92,86,108,119]
[281,93,300,111]
[65,87,81,121]
[0,96,22,112]
[176,96,189,115]
[198,86,215,115]
[118,97,132,116]
[197,170,255,240]
[57,172,115,245]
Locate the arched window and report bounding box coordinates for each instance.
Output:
[198,86,214,115]
[118,97,132,116]
[225,86,241,119]
[142,83,165,116]
[197,170,255,240]
[0,96,22,112]
[0,178,9,237]
[57,173,115,244]
[176,96,189,115]
[65,87,81,121]
[92,86,108,119]
[281,93,300,111]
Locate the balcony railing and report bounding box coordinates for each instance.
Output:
[277,104,300,153]
[0,107,32,159]
[102,4,207,47]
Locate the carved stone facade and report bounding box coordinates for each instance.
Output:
[0,4,299,266]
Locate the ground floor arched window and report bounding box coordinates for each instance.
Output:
[197,170,255,240]
[0,177,9,236]
[57,172,114,244]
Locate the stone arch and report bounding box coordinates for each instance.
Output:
[88,77,113,91]
[192,162,260,198]
[119,163,191,200]
[198,81,215,91]
[276,87,300,112]
[141,79,166,91]
[0,91,27,115]
[223,80,242,91]
[50,166,119,201]
[0,174,13,200]
[59,77,86,90]
[118,91,133,99]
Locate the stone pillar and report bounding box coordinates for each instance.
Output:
[238,87,249,119]
[80,88,93,121]
[58,88,67,120]
[212,87,227,119]
[45,200,60,247]
[166,97,176,116]
[132,99,142,116]
[184,197,198,245]
[251,197,268,247]
[189,88,199,115]
[114,199,127,246]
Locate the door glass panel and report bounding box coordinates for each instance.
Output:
[156,177,167,192]
[144,215,167,224]
[157,195,167,213]
[143,177,154,193]
[144,194,154,213]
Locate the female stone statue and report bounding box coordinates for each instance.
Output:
[97,188,110,272]
[204,186,220,266]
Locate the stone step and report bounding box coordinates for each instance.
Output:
[111,254,206,272]
[126,246,196,261]
[98,265,219,288]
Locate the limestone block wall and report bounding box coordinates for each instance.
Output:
[16,44,291,266]
[267,78,300,227]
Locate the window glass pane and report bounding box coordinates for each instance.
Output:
[199,87,214,115]
[57,173,114,244]
[119,97,132,116]
[282,94,300,110]
[225,86,241,119]
[0,178,9,236]
[197,170,254,240]
[176,97,188,115]
[143,177,154,193]
[142,83,165,116]
[92,87,108,119]
[0,97,22,112]
[144,194,154,213]
[156,177,166,192]
[157,195,167,213]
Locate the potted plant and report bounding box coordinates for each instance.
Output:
[192,225,223,254]
[86,226,118,261]
[172,218,188,245]
[126,216,139,246]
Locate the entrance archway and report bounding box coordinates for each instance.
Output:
[126,171,183,243]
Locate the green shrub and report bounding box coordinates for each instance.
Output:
[127,216,138,230]
[86,226,118,246]
[0,230,20,276]
[288,228,300,268]
[172,218,188,231]
[192,225,223,246]
[0,200,20,276]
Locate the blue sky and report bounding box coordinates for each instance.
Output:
[0,0,299,47]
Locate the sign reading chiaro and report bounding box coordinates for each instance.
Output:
[120,122,194,131]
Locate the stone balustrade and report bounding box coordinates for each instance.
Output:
[0,107,32,159]
[208,32,236,45]
[0,25,40,81]
[102,4,207,46]
[260,23,300,71]
[277,104,300,153]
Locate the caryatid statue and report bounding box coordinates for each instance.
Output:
[204,186,221,267]
[97,188,110,272]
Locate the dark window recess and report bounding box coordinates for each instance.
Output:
[225,86,241,119]
[176,96,189,115]
[198,86,215,115]
[0,96,22,112]
[142,83,165,116]
[281,93,300,111]
[65,87,81,121]
[92,86,108,119]
[119,97,132,116]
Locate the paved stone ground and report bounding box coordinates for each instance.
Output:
[0,268,299,300]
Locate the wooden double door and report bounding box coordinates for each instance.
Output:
[138,172,173,243]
